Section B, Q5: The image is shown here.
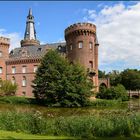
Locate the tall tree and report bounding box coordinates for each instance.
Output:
[121,69,140,90]
[32,50,93,107]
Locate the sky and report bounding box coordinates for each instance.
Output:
[0,1,140,72]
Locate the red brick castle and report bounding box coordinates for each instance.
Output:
[0,9,109,97]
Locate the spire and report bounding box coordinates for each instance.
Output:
[21,9,40,47]
[28,8,32,16]
[24,8,36,40]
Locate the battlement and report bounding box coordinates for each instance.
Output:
[65,22,96,36]
[0,37,10,44]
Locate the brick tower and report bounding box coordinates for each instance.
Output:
[0,37,10,80]
[65,22,99,91]
[20,8,40,47]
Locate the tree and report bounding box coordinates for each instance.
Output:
[106,70,121,86]
[32,50,93,107]
[121,69,140,90]
[98,70,106,78]
[96,84,128,101]
[0,80,18,96]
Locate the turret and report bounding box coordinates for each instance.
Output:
[0,37,10,80]
[65,22,99,91]
[20,8,40,47]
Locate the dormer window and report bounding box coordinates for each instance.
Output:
[37,48,42,51]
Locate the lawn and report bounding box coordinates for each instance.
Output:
[0,130,75,139]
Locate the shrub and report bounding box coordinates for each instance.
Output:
[96,84,128,101]
[0,96,30,104]
[0,80,17,96]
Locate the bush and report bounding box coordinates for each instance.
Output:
[96,84,128,101]
[0,80,17,96]
[0,96,30,104]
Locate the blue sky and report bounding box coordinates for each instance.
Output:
[0,1,140,72]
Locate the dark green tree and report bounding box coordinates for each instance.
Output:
[121,69,140,90]
[96,84,128,101]
[106,70,121,86]
[98,70,106,78]
[32,50,93,107]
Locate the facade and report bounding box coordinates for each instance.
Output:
[0,9,109,97]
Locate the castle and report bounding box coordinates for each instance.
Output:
[0,9,109,97]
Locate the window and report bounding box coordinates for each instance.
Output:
[0,67,2,74]
[78,42,83,48]
[22,92,26,96]
[12,76,16,85]
[22,76,26,87]
[70,44,72,50]
[89,61,93,69]
[0,51,2,57]
[89,42,93,49]
[22,66,27,73]
[34,65,38,73]
[12,66,16,74]
[37,48,42,51]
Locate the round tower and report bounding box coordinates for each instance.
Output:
[0,37,10,80]
[65,22,99,91]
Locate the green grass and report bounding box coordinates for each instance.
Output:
[0,130,75,139]
[0,130,139,140]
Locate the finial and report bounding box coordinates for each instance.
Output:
[28,8,32,16]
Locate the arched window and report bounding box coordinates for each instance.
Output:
[78,41,83,49]
[22,66,27,73]
[12,76,16,85]
[22,76,26,87]
[34,65,38,73]
[89,42,93,50]
[0,51,2,57]
[0,67,2,74]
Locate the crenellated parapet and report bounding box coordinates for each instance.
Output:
[65,22,96,40]
[0,37,10,47]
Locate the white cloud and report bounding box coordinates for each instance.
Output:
[83,2,140,71]
[0,29,22,51]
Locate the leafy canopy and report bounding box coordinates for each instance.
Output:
[32,50,93,107]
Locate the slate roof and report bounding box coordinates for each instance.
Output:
[9,42,66,60]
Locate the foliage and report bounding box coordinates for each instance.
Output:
[32,50,93,107]
[0,80,17,96]
[97,84,128,101]
[0,130,74,140]
[0,96,31,104]
[121,69,140,90]
[98,70,106,78]
[88,99,122,107]
[106,70,122,86]
[0,111,140,138]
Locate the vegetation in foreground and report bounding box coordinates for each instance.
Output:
[0,95,127,108]
[0,130,75,139]
[0,111,140,138]
[0,79,17,96]
[0,131,139,140]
